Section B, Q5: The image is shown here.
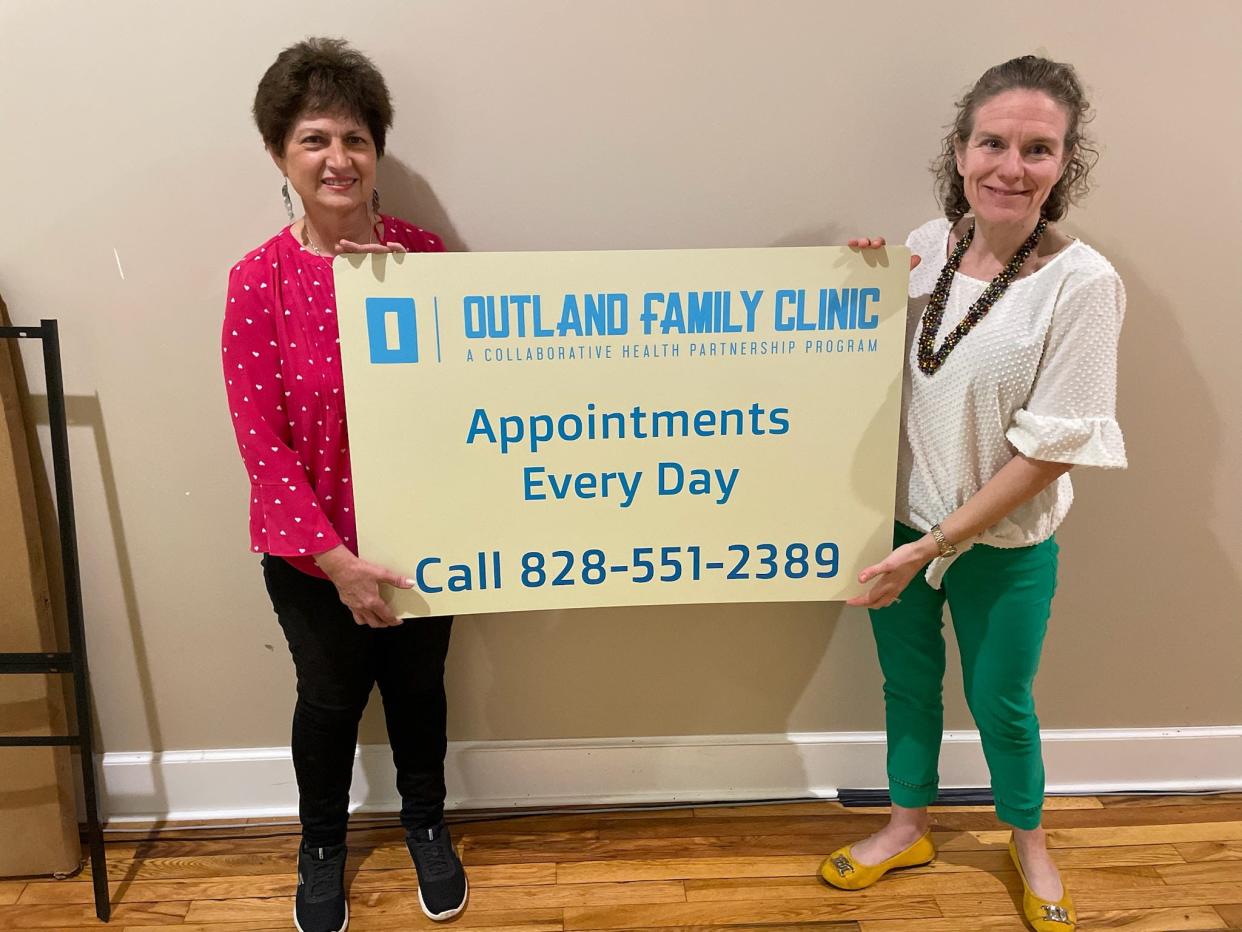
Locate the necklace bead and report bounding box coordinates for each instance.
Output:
[916,218,1047,375]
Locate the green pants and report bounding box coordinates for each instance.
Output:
[868,522,1059,830]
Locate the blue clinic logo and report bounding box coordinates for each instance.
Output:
[366,297,419,364]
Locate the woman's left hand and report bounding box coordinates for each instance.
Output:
[848,236,921,271]
[845,540,933,609]
[335,240,408,254]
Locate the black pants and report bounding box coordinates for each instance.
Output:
[262,555,454,846]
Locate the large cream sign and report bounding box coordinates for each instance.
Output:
[334,247,909,616]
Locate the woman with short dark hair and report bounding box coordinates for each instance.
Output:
[821,56,1126,932]
[222,38,467,931]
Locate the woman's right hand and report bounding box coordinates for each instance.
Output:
[335,239,408,254]
[848,236,921,271]
[313,545,413,628]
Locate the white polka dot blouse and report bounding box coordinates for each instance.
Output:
[899,218,1127,587]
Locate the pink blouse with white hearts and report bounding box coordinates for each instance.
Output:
[222,215,444,578]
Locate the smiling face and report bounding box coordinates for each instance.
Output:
[270,111,377,218]
[954,89,1070,229]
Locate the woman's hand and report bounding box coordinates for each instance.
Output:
[313,545,413,628]
[848,236,922,271]
[335,239,408,254]
[845,538,937,609]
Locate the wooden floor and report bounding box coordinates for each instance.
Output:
[2,794,1241,931]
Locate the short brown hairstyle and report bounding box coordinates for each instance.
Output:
[933,55,1098,223]
[253,38,394,157]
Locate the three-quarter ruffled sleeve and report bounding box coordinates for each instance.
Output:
[1006,271,1128,469]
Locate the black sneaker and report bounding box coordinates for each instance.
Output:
[407,821,468,920]
[295,842,349,932]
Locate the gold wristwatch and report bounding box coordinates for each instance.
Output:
[930,524,957,558]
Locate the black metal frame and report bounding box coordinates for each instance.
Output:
[0,320,109,922]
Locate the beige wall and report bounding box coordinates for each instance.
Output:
[0,0,1238,758]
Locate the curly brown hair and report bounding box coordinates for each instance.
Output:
[934,55,1098,223]
[253,38,394,157]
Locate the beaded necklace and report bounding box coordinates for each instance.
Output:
[916,217,1047,375]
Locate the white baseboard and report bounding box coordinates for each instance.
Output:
[96,726,1242,823]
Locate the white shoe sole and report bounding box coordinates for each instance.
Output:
[419,876,468,921]
[294,899,348,932]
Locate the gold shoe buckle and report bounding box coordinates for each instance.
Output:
[1040,904,1071,924]
[831,855,854,878]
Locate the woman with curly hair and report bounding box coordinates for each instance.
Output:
[222,38,467,931]
[820,56,1127,932]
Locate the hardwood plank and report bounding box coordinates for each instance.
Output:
[351,900,566,932]
[595,814,894,840]
[869,914,1227,932]
[861,918,1028,932]
[124,921,558,932]
[933,820,1242,850]
[468,834,853,865]
[866,907,1232,932]
[175,892,326,923]
[907,864,1168,893]
[1075,907,1229,930]
[1099,793,1242,809]
[18,872,295,905]
[631,925,860,932]
[0,886,21,907]
[0,899,188,928]
[460,880,685,910]
[1156,859,1242,885]
[937,882,1242,917]
[562,895,941,930]
[1028,795,1108,811]
[1214,903,1242,926]
[926,796,1105,814]
[558,854,825,883]
[71,851,296,881]
[345,922,562,932]
[694,800,852,818]
[683,874,948,903]
[865,912,1227,932]
[458,828,601,845]
[1176,840,1242,862]
[924,843,1185,873]
[454,817,605,836]
[353,863,554,894]
[1041,802,1242,829]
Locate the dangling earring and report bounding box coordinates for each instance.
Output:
[369,187,385,244]
[282,177,294,222]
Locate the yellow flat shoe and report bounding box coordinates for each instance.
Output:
[1009,837,1076,930]
[819,832,936,890]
